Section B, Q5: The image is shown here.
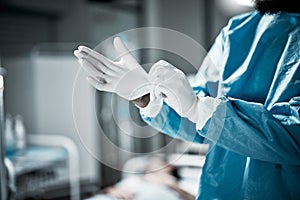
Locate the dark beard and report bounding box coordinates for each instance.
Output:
[254,0,300,14]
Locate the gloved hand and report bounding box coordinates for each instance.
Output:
[148,60,197,118]
[74,37,150,100]
[147,60,221,129]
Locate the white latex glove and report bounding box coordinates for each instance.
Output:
[148,60,221,130]
[74,37,150,100]
[148,60,197,117]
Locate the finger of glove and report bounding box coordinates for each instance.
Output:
[78,45,114,67]
[86,76,110,92]
[74,49,88,59]
[148,60,178,82]
[150,69,179,88]
[79,59,109,80]
[149,84,163,101]
[113,37,139,65]
[154,85,182,113]
[153,84,172,99]
[84,54,119,77]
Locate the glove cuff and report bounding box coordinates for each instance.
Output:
[128,82,151,101]
[186,97,221,130]
[139,90,163,118]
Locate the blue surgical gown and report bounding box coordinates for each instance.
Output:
[141,11,300,199]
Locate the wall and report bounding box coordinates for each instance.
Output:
[1,0,139,189]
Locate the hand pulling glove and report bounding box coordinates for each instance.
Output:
[147,60,221,129]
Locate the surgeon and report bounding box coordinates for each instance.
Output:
[74,0,300,199]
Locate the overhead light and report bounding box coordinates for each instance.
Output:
[232,0,254,7]
[216,0,254,15]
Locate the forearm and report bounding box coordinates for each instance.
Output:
[140,101,203,143]
[131,90,204,143]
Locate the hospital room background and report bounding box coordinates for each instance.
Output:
[0,0,252,199]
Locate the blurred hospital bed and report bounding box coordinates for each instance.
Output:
[86,143,207,200]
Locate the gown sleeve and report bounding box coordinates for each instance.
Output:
[200,95,300,165]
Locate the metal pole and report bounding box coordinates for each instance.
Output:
[0,56,7,199]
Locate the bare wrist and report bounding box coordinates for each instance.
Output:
[131,94,150,108]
